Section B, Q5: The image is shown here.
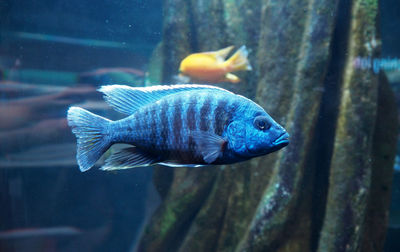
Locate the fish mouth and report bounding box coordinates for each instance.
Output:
[273,132,289,147]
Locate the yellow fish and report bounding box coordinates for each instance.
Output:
[179,45,252,83]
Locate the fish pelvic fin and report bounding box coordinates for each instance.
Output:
[101,147,160,170]
[224,73,240,83]
[224,45,252,72]
[67,107,112,172]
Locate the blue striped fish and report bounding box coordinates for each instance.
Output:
[67,84,289,172]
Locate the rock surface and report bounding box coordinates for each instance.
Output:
[138,0,397,251]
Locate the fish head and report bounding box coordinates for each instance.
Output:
[246,113,289,156]
[227,112,289,158]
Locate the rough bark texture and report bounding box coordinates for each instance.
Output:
[138,0,397,251]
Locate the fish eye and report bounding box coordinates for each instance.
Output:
[253,116,271,131]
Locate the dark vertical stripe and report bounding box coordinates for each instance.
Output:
[200,96,212,131]
[141,111,148,144]
[160,99,169,152]
[231,101,240,111]
[214,98,229,135]
[146,106,156,150]
[186,94,197,160]
[133,114,139,134]
[186,94,197,131]
[173,97,183,158]
[149,106,156,147]
[144,107,150,138]
[136,110,145,137]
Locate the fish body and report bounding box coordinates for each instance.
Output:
[179,46,252,83]
[67,84,288,172]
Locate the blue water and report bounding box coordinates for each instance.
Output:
[1,1,162,251]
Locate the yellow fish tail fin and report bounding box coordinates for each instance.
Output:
[225,45,252,71]
[204,45,234,61]
[224,73,240,83]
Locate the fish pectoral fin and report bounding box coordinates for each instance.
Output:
[203,45,234,61]
[100,147,160,170]
[224,73,240,83]
[190,131,227,164]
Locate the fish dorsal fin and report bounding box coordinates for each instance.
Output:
[202,45,234,62]
[99,84,232,115]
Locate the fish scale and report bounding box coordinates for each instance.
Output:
[186,94,197,131]
[160,98,170,151]
[129,91,225,161]
[174,93,196,161]
[116,91,234,153]
[135,100,171,153]
[67,84,289,171]
[172,96,183,150]
[200,96,211,131]
[181,93,196,160]
[146,106,156,150]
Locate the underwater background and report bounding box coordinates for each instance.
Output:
[1,0,400,251]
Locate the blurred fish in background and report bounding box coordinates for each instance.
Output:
[0,225,110,252]
[78,67,145,86]
[178,45,252,84]
[0,83,101,168]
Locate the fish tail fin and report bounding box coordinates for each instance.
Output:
[225,45,252,71]
[67,107,112,172]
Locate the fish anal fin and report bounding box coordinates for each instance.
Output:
[158,162,207,168]
[224,73,240,83]
[101,147,160,170]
